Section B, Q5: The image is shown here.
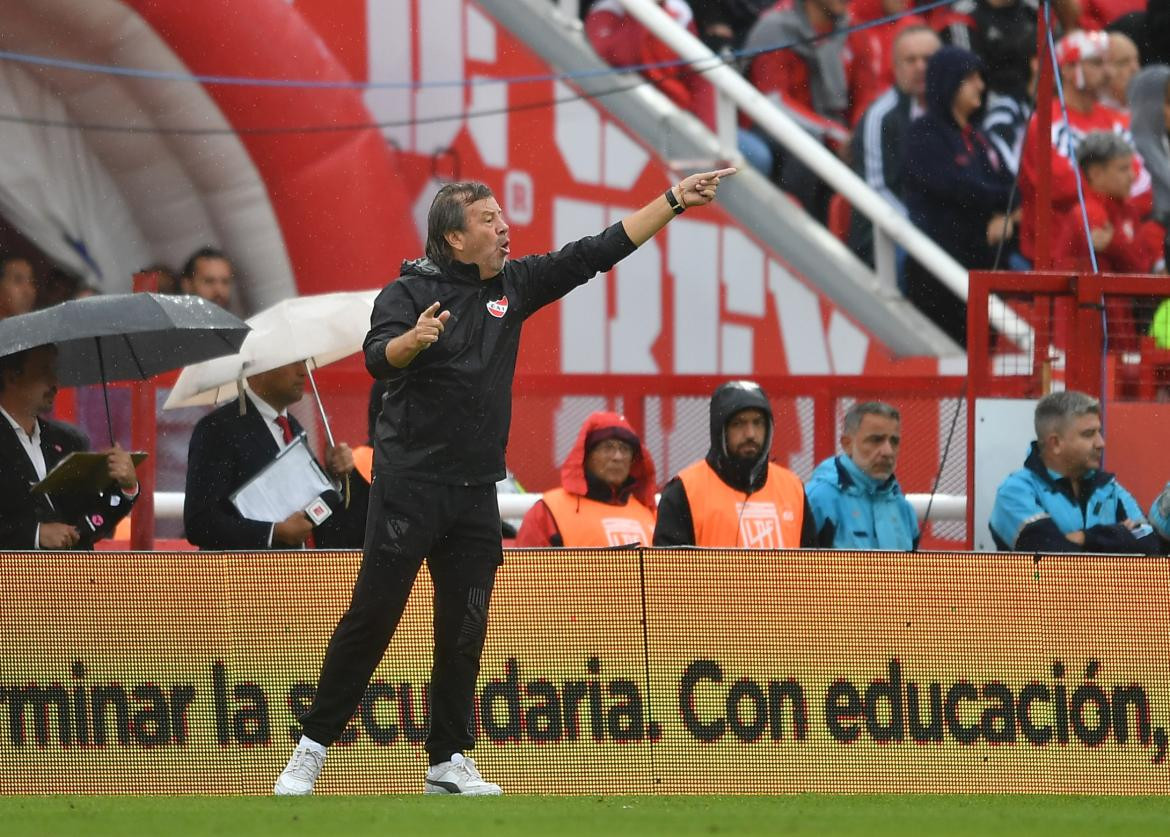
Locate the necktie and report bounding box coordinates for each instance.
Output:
[274,415,314,548]
[275,415,294,444]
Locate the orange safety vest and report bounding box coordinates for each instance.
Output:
[677,460,805,548]
[541,487,655,547]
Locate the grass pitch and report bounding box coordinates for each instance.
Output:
[3,795,1170,837]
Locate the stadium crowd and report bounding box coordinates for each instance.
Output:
[580,0,1170,343]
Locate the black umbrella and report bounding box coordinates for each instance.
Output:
[0,293,250,444]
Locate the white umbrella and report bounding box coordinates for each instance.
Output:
[163,289,380,446]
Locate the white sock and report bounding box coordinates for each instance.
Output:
[298,735,327,755]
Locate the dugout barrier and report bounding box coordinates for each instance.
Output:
[3,548,1169,795]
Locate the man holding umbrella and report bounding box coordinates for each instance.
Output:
[275,167,736,796]
[0,345,139,550]
[183,360,370,550]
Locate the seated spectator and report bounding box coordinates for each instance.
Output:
[1102,31,1141,111]
[654,380,817,547]
[743,0,852,220]
[977,1,1037,176]
[0,254,36,319]
[1053,131,1160,277]
[585,0,717,129]
[516,411,657,547]
[903,45,1014,346]
[184,361,370,550]
[848,24,940,266]
[691,0,773,52]
[1148,482,1170,549]
[1018,30,1153,265]
[989,390,1159,554]
[0,345,138,550]
[846,0,926,124]
[180,246,234,310]
[805,400,919,550]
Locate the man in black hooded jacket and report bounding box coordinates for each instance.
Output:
[654,380,817,548]
[274,166,736,797]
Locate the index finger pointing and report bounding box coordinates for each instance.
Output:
[708,167,738,178]
[422,301,441,317]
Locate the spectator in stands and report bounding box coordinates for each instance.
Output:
[0,345,138,550]
[1132,64,1170,344]
[805,400,919,550]
[516,411,657,547]
[989,390,1160,554]
[1130,64,1170,230]
[903,45,1014,346]
[743,0,852,220]
[1017,30,1152,266]
[184,360,369,550]
[846,0,926,124]
[180,246,234,310]
[976,1,1037,177]
[1053,131,1160,275]
[585,0,717,129]
[1103,31,1141,111]
[848,24,940,266]
[0,254,36,319]
[691,0,773,52]
[654,380,816,547]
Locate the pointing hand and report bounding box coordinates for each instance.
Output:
[414,301,451,351]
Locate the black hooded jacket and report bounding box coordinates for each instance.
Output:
[364,223,636,485]
[904,45,1014,269]
[653,381,817,546]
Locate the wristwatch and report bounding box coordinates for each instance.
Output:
[664,185,685,215]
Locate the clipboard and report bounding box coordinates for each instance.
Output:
[31,451,148,496]
[230,433,333,523]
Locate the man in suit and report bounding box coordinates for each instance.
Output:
[183,360,369,550]
[0,344,139,550]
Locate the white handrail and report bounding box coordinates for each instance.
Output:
[153,490,966,523]
[616,0,1033,351]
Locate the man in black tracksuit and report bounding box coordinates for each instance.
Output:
[275,167,736,796]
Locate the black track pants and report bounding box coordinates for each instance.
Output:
[298,474,502,763]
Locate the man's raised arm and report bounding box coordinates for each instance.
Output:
[621,167,737,247]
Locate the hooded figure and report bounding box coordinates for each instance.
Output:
[903,45,1014,346]
[653,381,816,548]
[515,411,657,547]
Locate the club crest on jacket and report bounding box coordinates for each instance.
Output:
[486,296,509,318]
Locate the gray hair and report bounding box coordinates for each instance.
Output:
[1075,131,1133,171]
[1035,390,1100,440]
[425,181,495,268]
[843,401,901,435]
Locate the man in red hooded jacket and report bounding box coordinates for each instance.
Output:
[515,411,657,548]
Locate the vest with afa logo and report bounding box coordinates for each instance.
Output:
[541,487,655,547]
[677,460,805,548]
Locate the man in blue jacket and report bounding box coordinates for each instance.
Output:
[989,391,1159,553]
[806,401,918,551]
[1150,484,1170,552]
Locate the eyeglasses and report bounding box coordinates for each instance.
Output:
[592,439,634,457]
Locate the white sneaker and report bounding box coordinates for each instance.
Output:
[274,744,326,795]
[424,753,502,795]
